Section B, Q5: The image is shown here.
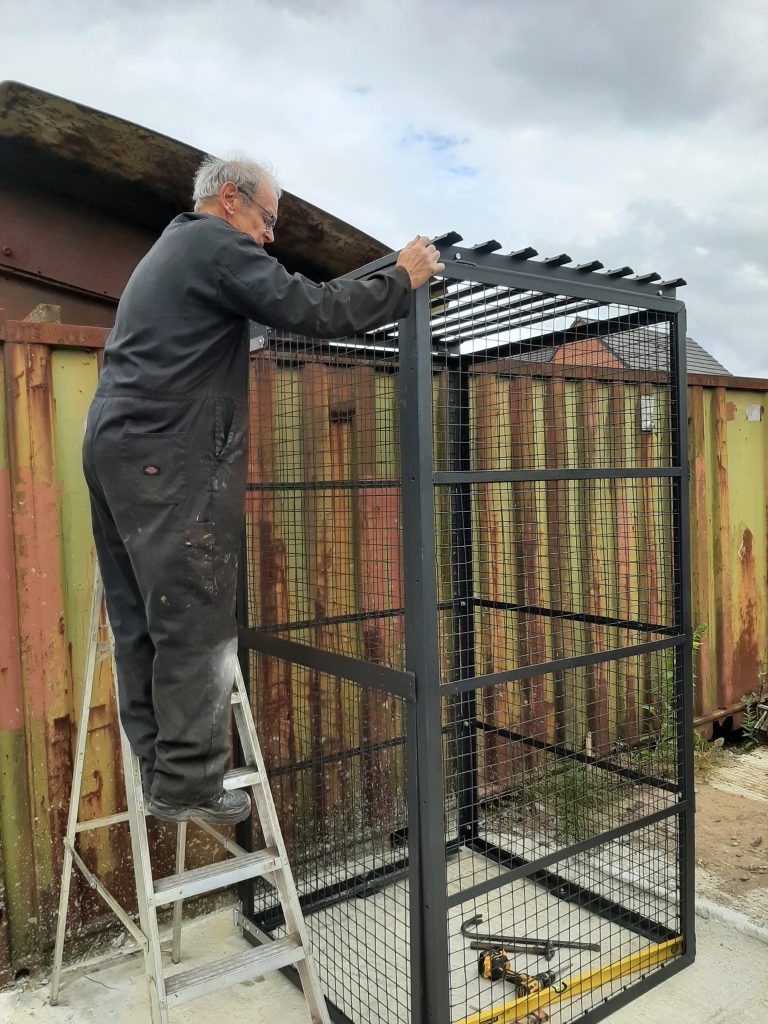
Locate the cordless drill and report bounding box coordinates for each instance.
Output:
[477,950,565,997]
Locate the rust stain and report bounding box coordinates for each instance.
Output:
[66,641,74,695]
[691,442,713,715]
[578,379,610,756]
[81,768,104,807]
[358,485,400,825]
[732,526,760,694]
[12,467,66,719]
[251,355,300,843]
[358,485,401,637]
[0,467,23,731]
[545,378,568,745]
[726,401,737,421]
[713,388,734,708]
[475,374,512,789]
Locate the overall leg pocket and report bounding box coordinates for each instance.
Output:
[213,398,247,463]
[121,432,187,505]
[213,398,236,460]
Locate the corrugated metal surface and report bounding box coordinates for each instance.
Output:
[688,376,768,728]
[461,366,673,761]
[0,322,228,983]
[0,320,764,983]
[0,324,131,982]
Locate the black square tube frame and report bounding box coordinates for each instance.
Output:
[237,241,693,1024]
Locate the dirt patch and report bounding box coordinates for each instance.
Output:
[695,747,768,924]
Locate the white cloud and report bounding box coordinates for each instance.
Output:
[1,0,765,374]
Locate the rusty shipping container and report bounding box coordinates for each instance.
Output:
[688,376,768,731]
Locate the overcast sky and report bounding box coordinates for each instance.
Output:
[1,0,766,374]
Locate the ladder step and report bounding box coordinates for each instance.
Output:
[230,689,243,704]
[164,934,305,1006]
[153,848,281,906]
[224,766,263,790]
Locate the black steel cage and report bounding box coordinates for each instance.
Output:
[236,236,693,1024]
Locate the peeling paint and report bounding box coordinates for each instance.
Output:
[732,526,760,699]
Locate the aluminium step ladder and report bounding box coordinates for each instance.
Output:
[50,566,330,1024]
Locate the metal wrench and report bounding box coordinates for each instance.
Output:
[461,915,601,961]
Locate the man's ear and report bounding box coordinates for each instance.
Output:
[220,181,238,213]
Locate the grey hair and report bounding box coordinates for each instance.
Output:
[192,153,281,210]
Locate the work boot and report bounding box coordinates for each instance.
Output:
[147,789,251,825]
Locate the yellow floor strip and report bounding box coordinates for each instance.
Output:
[457,936,684,1024]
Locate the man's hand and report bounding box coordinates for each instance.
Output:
[396,236,445,289]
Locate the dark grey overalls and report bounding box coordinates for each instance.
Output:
[83,213,410,804]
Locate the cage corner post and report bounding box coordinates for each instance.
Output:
[400,284,452,1024]
[447,357,479,846]
[672,302,696,966]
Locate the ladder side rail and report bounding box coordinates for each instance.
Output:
[116,657,167,1024]
[171,822,187,964]
[50,569,105,1003]
[231,661,331,1024]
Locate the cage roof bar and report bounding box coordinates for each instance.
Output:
[605,266,634,278]
[468,239,502,255]
[436,255,684,314]
[425,273,627,342]
[542,253,572,266]
[430,295,603,348]
[431,234,687,301]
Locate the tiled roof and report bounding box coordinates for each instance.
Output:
[683,337,732,376]
[513,328,730,376]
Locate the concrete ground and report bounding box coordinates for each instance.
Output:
[610,907,768,1024]
[1,904,766,1024]
[2,748,766,1023]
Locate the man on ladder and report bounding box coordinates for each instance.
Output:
[82,154,443,823]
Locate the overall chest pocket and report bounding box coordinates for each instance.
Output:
[121,431,187,505]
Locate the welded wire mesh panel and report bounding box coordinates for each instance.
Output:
[429,267,687,1022]
[443,653,682,872]
[247,651,410,1024]
[239,251,689,1023]
[430,283,674,474]
[436,476,678,686]
[445,815,682,1024]
[245,326,404,669]
[430,281,680,693]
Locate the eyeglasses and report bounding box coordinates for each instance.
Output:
[236,185,277,232]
